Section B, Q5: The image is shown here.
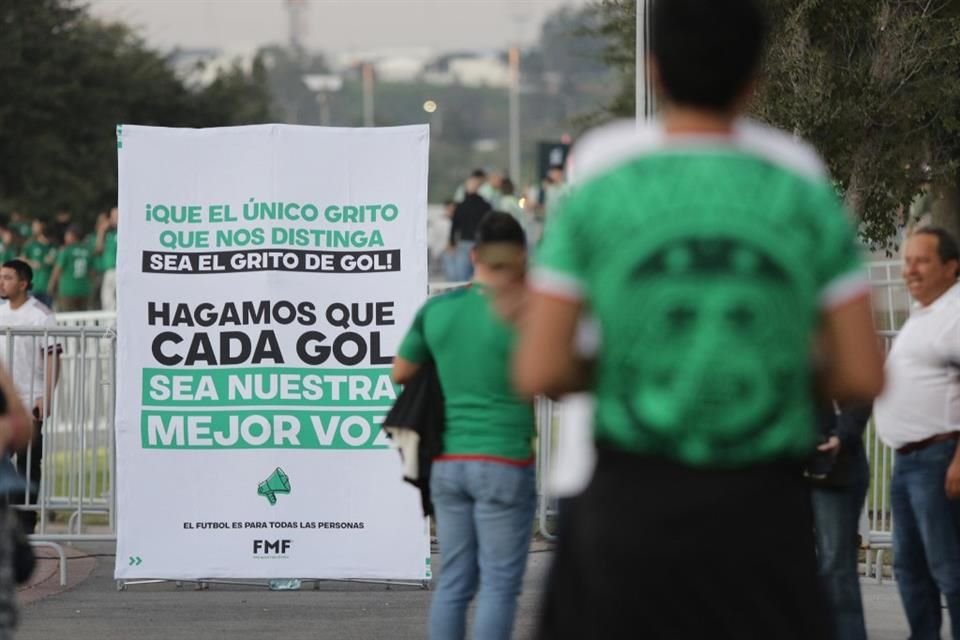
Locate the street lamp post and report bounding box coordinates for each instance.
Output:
[362,63,375,127]
[636,0,656,123]
[508,46,521,182]
[302,74,343,126]
[423,100,441,136]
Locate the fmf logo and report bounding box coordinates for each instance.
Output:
[253,539,291,555]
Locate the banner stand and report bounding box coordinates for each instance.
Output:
[116,515,434,592]
[115,124,433,585]
[116,577,431,592]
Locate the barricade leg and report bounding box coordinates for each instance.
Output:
[29,541,67,587]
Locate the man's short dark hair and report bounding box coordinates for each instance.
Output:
[914,226,960,269]
[475,211,526,249]
[470,168,487,179]
[3,259,32,289]
[652,0,767,111]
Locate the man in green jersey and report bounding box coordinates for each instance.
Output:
[513,0,885,637]
[94,207,118,311]
[84,213,105,310]
[49,225,93,312]
[394,212,536,640]
[0,228,17,265]
[7,212,31,246]
[20,220,57,309]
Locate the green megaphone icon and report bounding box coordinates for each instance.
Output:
[257,467,291,505]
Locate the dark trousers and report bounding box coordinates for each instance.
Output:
[56,295,86,313]
[537,447,832,640]
[13,420,42,534]
[891,440,960,640]
[812,450,869,640]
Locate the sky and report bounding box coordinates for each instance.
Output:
[86,0,593,56]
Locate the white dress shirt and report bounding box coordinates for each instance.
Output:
[0,297,58,408]
[875,283,960,450]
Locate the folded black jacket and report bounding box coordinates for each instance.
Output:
[382,361,445,517]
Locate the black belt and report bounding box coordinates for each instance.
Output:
[897,432,960,455]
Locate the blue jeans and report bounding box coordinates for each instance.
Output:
[429,460,536,640]
[812,452,869,640]
[892,440,960,640]
[440,242,474,283]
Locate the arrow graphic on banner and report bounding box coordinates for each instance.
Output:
[128,556,142,566]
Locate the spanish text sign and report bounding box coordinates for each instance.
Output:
[114,124,431,581]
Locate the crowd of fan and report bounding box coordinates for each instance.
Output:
[440,165,565,282]
[0,207,118,313]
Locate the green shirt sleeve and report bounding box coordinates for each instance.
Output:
[809,183,866,308]
[55,248,68,270]
[397,304,430,364]
[531,189,588,300]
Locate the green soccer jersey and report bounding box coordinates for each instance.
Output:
[83,233,100,271]
[100,229,118,271]
[12,222,31,242]
[0,243,16,265]
[534,119,865,467]
[21,240,57,294]
[398,285,535,461]
[56,244,93,297]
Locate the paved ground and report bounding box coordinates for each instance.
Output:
[14,541,915,639]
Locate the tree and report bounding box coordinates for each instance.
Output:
[587,0,960,249]
[257,45,331,125]
[525,6,610,79]
[587,1,637,123]
[758,0,960,248]
[0,0,272,226]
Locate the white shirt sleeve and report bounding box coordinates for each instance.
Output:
[937,312,960,368]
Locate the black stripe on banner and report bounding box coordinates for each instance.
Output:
[142,250,401,274]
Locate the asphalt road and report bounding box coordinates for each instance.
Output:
[16,542,915,640]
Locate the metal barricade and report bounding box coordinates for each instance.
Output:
[861,330,900,581]
[0,267,910,584]
[860,262,908,581]
[54,311,118,329]
[1,326,118,586]
[869,261,910,333]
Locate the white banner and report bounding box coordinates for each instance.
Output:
[114,124,431,581]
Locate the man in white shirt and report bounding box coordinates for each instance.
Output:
[0,259,61,533]
[875,227,960,640]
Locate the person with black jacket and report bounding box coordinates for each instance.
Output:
[811,403,872,640]
[442,176,491,282]
[394,212,535,640]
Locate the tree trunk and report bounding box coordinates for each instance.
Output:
[928,173,960,242]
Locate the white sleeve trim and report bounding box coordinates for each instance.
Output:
[530,267,585,302]
[820,270,870,309]
[735,120,828,183]
[567,120,663,186]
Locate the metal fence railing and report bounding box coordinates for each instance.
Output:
[14,264,911,584]
[4,326,117,540]
[0,326,117,586]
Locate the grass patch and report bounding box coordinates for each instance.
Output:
[47,447,111,500]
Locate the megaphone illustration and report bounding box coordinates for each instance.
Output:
[257,467,291,505]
